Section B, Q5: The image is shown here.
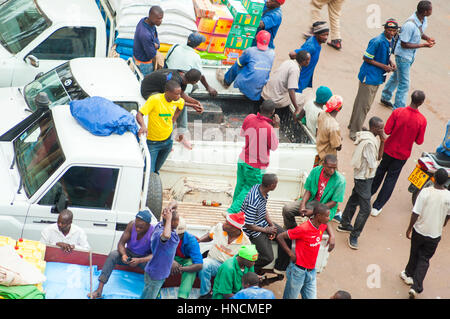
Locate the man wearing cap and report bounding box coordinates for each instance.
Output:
[197,212,251,299]
[252,0,284,50]
[348,19,398,141]
[298,86,333,136]
[171,217,203,299]
[212,245,258,299]
[217,30,275,104]
[133,6,164,76]
[289,21,329,95]
[88,210,155,299]
[261,50,311,122]
[380,1,434,110]
[316,95,344,164]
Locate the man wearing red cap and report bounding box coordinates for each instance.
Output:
[217,30,275,104]
[196,212,251,299]
[316,95,343,164]
[252,0,284,50]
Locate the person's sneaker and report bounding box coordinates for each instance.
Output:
[198,292,212,299]
[332,212,342,223]
[327,39,342,50]
[380,99,393,108]
[400,270,414,286]
[348,236,359,250]
[371,207,382,217]
[216,68,230,89]
[337,224,353,233]
[408,288,418,299]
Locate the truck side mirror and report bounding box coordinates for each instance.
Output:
[51,191,68,214]
[25,55,40,68]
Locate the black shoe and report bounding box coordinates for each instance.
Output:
[337,224,353,233]
[380,99,393,108]
[348,236,359,250]
[198,292,212,299]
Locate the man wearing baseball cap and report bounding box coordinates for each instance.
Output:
[88,209,155,299]
[212,245,258,299]
[253,0,285,50]
[316,95,343,164]
[348,19,398,141]
[217,30,275,104]
[197,212,251,299]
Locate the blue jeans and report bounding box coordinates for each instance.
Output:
[381,55,414,109]
[98,249,147,284]
[224,62,240,86]
[133,57,154,77]
[283,262,317,299]
[198,258,223,296]
[147,137,173,174]
[140,272,165,299]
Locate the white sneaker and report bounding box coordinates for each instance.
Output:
[371,207,382,217]
[400,270,413,285]
[408,288,418,299]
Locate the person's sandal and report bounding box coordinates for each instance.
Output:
[327,39,342,50]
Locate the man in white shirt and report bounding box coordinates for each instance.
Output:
[40,209,90,252]
[401,168,450,299]
[299,86,333,136]
[337,117,385,249]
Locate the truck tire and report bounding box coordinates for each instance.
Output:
[147,172,163,221]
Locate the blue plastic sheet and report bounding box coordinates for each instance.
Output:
[70,96,138,137]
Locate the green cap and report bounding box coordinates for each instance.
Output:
[238,245,259,262]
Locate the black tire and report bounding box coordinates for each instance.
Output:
[147,172,163,221]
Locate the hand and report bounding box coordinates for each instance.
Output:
[57,242,74,253]
[292,112,299,123]
[265,226,277,236]
[327,236,335,252]
[289,252,296,263]
[129,258,141,267]
[272,114,280,128]
[171,261,182,275]
[426,37,436,45]
[162,207,173,222]
[406,228,412,240]
[207,87,218,97]
[390,63,397,71]
[193,103,204,114]
[422,42,434,48]
[122,254,130,264]
[138,127,148,137]
[383,65,394,73]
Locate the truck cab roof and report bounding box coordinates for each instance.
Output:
[36,0,104,26]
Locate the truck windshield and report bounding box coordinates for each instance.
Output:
[24,62,88,111]
[14,112,65,198]
[0,0,51,54]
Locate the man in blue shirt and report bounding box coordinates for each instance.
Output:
[436,121,450,160]
[217,30,275,103]
[231,272,275,299]
[133,6,164,76]
[289,21,329,94]
[252,0,284,50]
[347,19,398,141]
[380,1,435,110]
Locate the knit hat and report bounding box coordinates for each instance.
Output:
[325,95,344,113]
[315,86,333,104]
[176,217,187,235]
[275,0,285,4]
[136,209,152,223]
[312,21,329,35]
[238,245,259,262]
[226,212,245,230]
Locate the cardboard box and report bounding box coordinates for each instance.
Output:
[193,0,216,18]
[225,34,254,50]
[211,4,234,36]
[226,0,261,27]
[210,0,224,4]
[208,35,228,53]
[229,23,257,37]
[197,17,217,34]
[241,0,265,16]
[222,47,243,65]
[196,32,212,51]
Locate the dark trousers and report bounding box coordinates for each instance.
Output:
[341,178,373,238]
[249,223,290,272]
[371,152,406,210]
[405,229,441,293]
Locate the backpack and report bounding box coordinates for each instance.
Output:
[163,44,179,69]
[392,17,424,54]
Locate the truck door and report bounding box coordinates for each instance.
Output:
[23,165,120,254]
[11,27,97,87]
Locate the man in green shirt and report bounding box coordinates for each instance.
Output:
[212,245,258,299]
[282,154,346,229]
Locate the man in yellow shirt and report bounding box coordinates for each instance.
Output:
[136,80,184,173]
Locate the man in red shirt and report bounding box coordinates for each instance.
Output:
[277,203,335,299]
[227,100,280,214]
[371,90,427,216]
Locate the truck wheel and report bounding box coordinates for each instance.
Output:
[147,172,163,221]
[411,179,433,206]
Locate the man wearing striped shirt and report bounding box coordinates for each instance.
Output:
[241,174,289,274]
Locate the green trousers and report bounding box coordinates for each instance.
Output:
[175,256,196,299]
[227,160,265,214]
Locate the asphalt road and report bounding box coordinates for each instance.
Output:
[267,0,450,299]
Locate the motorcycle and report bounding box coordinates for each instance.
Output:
[407,152,450,205]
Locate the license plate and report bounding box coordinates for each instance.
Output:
[408,166,429,189]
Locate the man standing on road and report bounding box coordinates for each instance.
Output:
[337,117,385,250]
[401,168,450,299]
[289,21,329,95]
[261,51,311,122]
[227,100,280,215]
[282,154,345,227]
[316,95,343,164]
[348,19,398,141]
[370,90,427,217]
[252,0,284,50]
[380,1,435,110]
[133,6,164,76]
[278,203,335,299]
[88,210,155,299]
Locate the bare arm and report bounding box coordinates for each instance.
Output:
[136,111,148,137]
[277,231,296,262]
[288,89,302,120]
[200,75,217,97]
[406,213,419,239]
[325,222,335,252]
